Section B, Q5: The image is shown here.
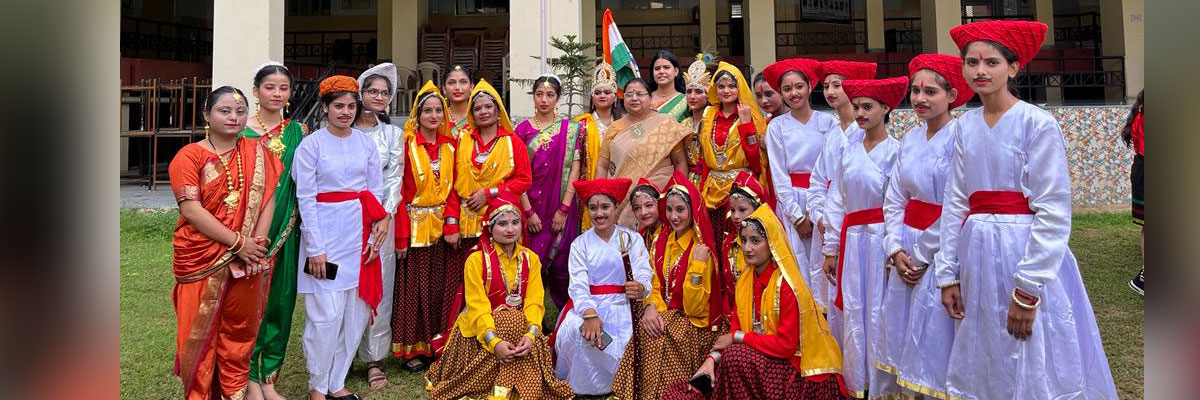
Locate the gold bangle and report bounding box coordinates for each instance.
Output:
[229,233,245,253]
[582,313,599,320]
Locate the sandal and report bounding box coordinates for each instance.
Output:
[366,364,388,389]
[402,357,428,373]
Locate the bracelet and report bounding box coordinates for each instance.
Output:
[229,233,245,253]
[1011,289,1040,310]
[488,187,499,197]
[557,203,571,215]
[526,209,539,219]
[482,331,499,343]
[527,325,541,335]
[582,313,599,320]
[733,330,745,344]
[445,217,459,225]
[708,350,722,362]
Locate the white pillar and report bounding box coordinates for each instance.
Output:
[212,0,285,96]
[582,0,597,58]
[700,0,717,53]
[390,0,423,70]
[920,0,962,55]
[1034,0,1061,104]
[744,0,776,75]
[866,0,885,52]
[509,0,584,118]
[378,0,393,60]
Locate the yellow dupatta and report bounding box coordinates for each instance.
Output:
[454,79,517,238]
[737,205,842,377]
[572,113,606,230]
[404,81,457,247]
[698,62,769,208]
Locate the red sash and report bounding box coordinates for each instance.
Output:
[789,172,811,188]
[316,191,388,321]
[967,191,1033,217]
[833,207,884,310]
[903,199,942,230]
[549,284,632,350]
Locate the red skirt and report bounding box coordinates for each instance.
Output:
[661,344,843,400]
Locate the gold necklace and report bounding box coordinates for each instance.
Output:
[255,111,286,157]
[662,240,689,307]
[211,139,244,211]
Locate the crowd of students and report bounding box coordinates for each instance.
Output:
[169,19,1121,400]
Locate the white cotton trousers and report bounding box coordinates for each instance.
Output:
[358,218,397,363]
[304,287,370,394]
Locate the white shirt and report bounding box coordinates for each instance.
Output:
[293,127,384,294]
[823,133,900,255]
[808,123,863,228]
[882,120,960,263]
[765,110,838,223]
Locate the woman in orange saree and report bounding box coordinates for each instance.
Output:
[170,86,282,400]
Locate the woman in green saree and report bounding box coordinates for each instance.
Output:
[649,50,691,123]
[241,61,307,400]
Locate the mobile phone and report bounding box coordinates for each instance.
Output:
[580,326,614,350]
[305,261,339,280]
[689,372,714,395]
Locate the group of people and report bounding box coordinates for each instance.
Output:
[169,20,1122,400]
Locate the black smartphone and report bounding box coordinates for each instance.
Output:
[305,261,339,280]
[689,372,714,395]
[579,326,614,350]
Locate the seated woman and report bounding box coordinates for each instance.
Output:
[719,171,775,312]
[611,171,727,400]
[424,193,572,400]
[629,178,664,248]
[552,178,653,396]
[664,204,845,399]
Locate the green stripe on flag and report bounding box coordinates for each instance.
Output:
[610,42,637,88]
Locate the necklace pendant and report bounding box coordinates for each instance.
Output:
[224,190,240,209]
[506,293,523,308]
[266,136,285,157]
[752,321,764,334]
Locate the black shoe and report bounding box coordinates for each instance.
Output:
[327,393,362,400]
[1128,268,1144,296]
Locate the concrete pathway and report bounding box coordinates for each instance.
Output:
[120,183,177,209]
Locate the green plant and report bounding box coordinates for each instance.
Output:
[513,34,597,117]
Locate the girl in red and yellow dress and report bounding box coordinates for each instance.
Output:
[169,86,282,400]
[424,193,573,400]
[629,178,665,249]
[391,81,462,371]
[611,170,728,400]
[718,171,775,313]
[696,62,769,246]
[663,204,845,399]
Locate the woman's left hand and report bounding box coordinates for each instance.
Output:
[691,357,717,388]
[711,333,733,351]
[512,335,534,358]
[365,217,389,264]
[692,244,711,262]
[551,209,568,234]
[1006,300,1037,340]
[527,212,543,234]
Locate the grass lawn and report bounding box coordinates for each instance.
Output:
[120,209,1143,399]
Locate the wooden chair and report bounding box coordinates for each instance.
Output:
[121,79,156,187]
[420,26,451,71]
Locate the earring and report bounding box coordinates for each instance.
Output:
[255,102,261,113]
[204,124,210,139]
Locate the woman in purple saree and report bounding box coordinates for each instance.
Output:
[514,74,586,309]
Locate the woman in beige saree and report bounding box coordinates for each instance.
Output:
[596,78,690,229]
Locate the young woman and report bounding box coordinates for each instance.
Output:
[697,62,768,247]
[442,65,475,139]
[391,82,461,372]
[936,20,1117,399]
[594,78,690,228]
[293,75,389,400]
[551,178,653,396]
[170,86,282,400]
[352,62,406,389]
[805,60,876,320]
[753,72,788,121]
[663,205,845,400]
[880,53,973,399]
[453,78,533,272]
[681,57,713,186]
[611,171,726,400]
[648,50,691,122]
[820,76,907,398]
[630,178,665,248]
[514,74,586,309]
[575,62,625,231]
[424,193,573,400]
[761,58,838,302]
[1123,90,1144,295]
[241,62,307,400]
[719,171,775,312]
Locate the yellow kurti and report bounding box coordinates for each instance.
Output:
[645,229,715,328]
[456,244,545,353]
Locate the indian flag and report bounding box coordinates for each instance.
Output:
[601,9,640,89]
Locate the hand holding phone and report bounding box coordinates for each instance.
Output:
[688,373,714,395]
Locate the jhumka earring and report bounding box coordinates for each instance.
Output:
[204,124,211,139]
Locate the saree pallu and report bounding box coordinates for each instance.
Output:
[392,240,450,359]
[516,119,584,309]
[241,121,305,384]
[611,309,720,400]
[574,113,608,231]
[425,309,573,400]
[660,345,844,400]
[169,139,281,399]
[655,93,691,123]
[601,114,691,228]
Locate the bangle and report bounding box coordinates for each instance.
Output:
[708,350,722,362]
[582,313,599,320]
[482,331,498,343]
[445,217,459,225]
[527,325,540,335]
[526,209,539,219]
[557,203,571,215]
[229,233,245,253]
[733,330,745,344]
[1011,289,1040,310]
[489,187,499,197]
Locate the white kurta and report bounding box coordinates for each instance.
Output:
[357,120,405,362]
[808,123,862,340]
[294,127,384,293]
[933,101,1117,399]
[553,226,653,395]
[881,121,960,397]
[765,110,837,296]
[293,127,383,393]
[823,133,899,398]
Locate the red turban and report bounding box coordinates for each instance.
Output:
[908,53,975,109]
[842,76,910,110]
[950,20,1048,68]
[573,178,633,204]
[820,60,877,81]
[762,58,823,93]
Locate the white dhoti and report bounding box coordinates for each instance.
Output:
[304,287,371,394]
